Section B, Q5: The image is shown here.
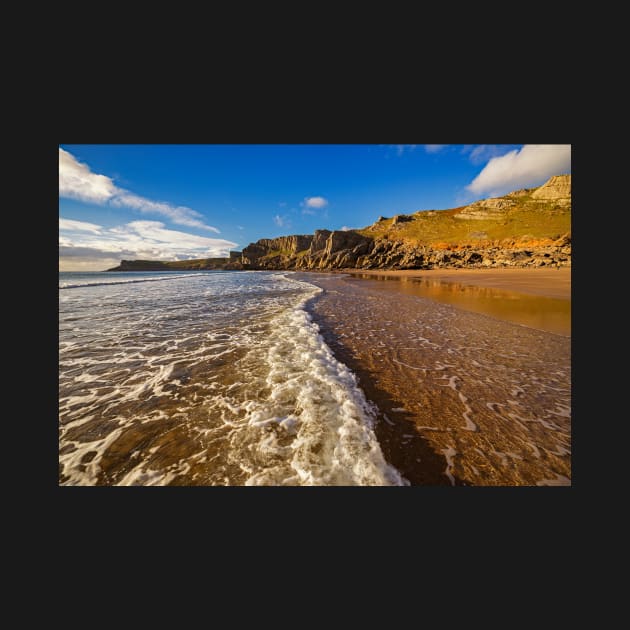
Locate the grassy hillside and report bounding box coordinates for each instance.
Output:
[358,192,570,247]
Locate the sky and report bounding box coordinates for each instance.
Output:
[59,144,571,271]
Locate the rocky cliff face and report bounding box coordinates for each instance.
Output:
[239,231,571,271]
[241,235,313,266]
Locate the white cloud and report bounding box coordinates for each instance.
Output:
[466,144,571,197]
[59,148,118,203]
[59,148,219,232]
[59,217,103,234]
[304,196,328,209]
[301,196,329,217]
[424,144,446,153]
[339,226,354,231]
[273,214,285,227]
[59,218,237,271]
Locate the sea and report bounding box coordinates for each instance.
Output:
[59,270,407,486]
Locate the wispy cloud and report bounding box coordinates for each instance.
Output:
[59,217,237,271]
[110,193,218,231]
[466,144,571,197]
[273,214,286,227]
[59,148,219,232]
[394,144,417,156]
[59,217,103,234]
[424,144,446,154]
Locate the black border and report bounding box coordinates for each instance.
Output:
[52,98,577,561]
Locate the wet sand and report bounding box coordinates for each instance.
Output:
[339,270,571,336]
[338,268,571,300]
[298,272,571,486]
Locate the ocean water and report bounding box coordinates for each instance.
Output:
[59,271,406,486]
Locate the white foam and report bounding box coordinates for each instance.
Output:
[439,374,477,431]
[441,447,457,486]
[231,278,408,486]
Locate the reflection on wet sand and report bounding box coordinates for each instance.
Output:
[348,274,571,336]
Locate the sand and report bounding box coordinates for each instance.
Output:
[298,270,571,486]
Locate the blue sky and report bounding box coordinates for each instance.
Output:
[59,144,571,270]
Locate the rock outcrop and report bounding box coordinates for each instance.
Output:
[532,174,571,204]
[241,234,313,265]
[454,196,517,220]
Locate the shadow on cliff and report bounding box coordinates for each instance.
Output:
[305,298,463,486]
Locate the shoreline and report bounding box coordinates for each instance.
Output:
[299,272,571,486]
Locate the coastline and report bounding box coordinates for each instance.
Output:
[299,272,571,486]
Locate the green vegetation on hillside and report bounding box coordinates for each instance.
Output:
[358,195,570,246]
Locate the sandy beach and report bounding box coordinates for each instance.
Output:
[299,270,571,486]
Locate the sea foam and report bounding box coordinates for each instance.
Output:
[228,277,407,486]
